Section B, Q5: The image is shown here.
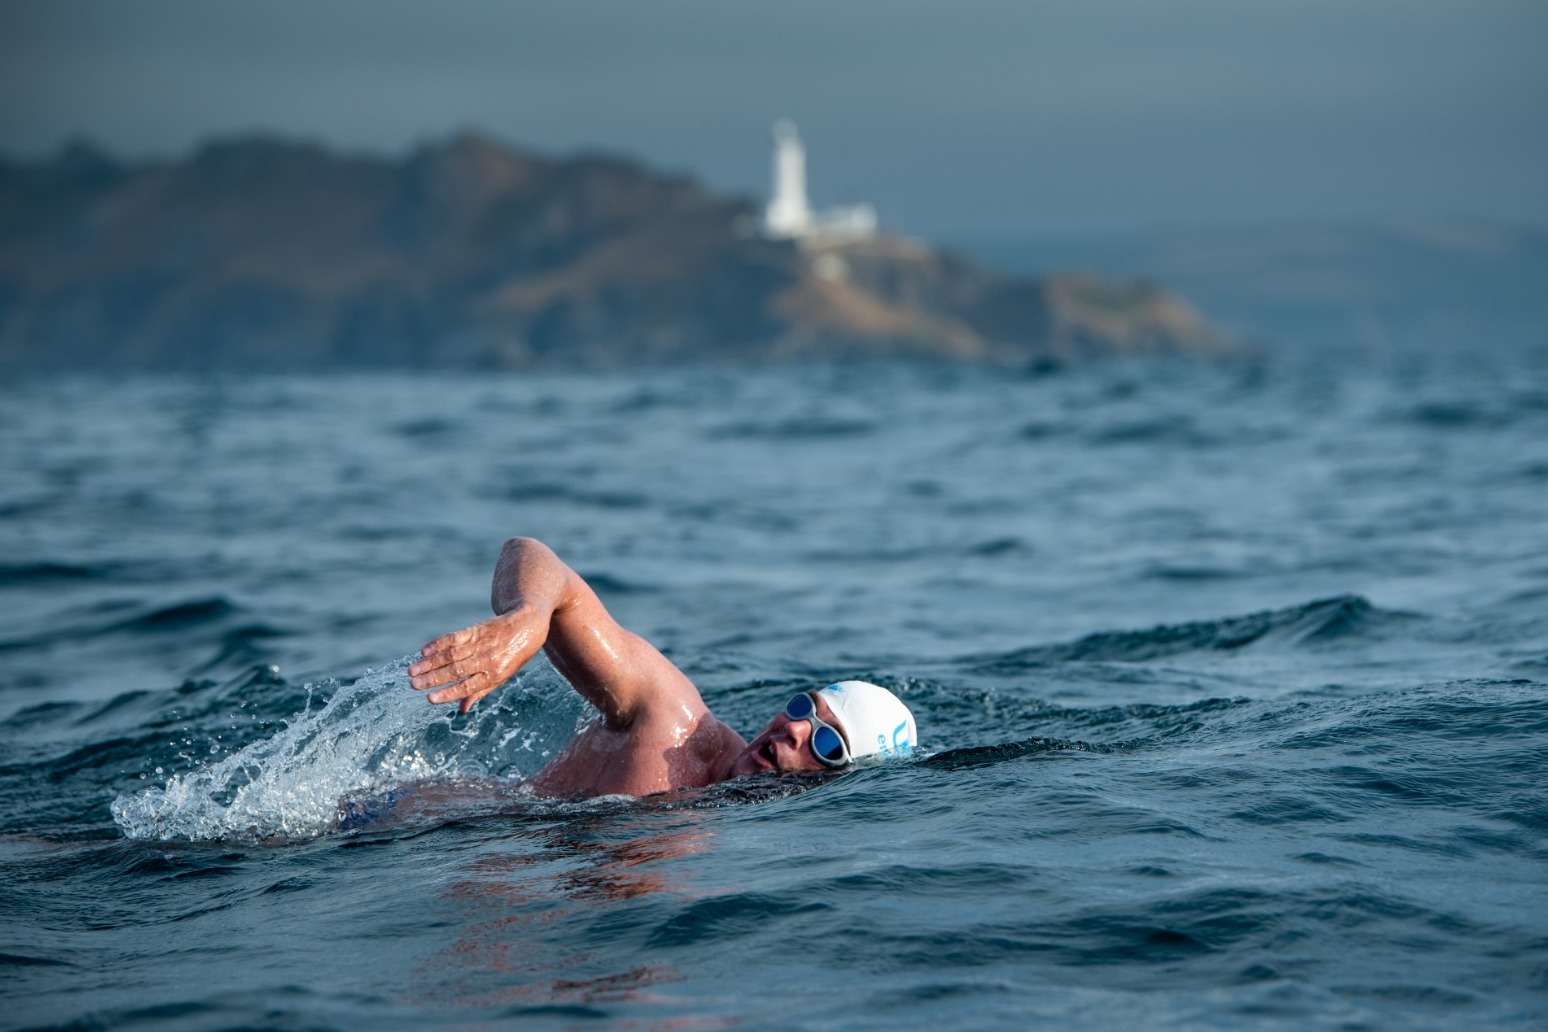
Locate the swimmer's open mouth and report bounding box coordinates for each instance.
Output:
[759,739,776,767]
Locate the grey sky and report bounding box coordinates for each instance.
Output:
[2,0,1544,238]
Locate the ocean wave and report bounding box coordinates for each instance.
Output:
[0,561,110,585]
[966,595,1410,671]
[0,595,253,656]
[488,480,651,509]
[921,736,1106,770]
[712,416,877,440]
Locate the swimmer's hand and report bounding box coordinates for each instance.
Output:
[408,605,549,713]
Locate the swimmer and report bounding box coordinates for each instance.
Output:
[407,537,915,798]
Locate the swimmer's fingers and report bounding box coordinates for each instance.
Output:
[410,645,499,694]
[407,646,472,690]
[425,649,524,709]
[426,670,500,710]
[409,610,546,710]
[456,681,502,714]
[413,626,476,665]
[409,622,505,688]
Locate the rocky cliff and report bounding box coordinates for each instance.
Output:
[0,133,1233,370]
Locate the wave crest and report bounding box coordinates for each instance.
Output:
[969,595,1408,671]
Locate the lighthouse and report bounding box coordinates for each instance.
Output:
[762,120,875,243]
[764,120,811,239]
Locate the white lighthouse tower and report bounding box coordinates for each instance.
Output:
[763,119,875,243]
[763,119,811,239]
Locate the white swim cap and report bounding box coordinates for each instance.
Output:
[814,680,917,762]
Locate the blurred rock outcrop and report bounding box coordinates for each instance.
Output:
[0,133,1234,370]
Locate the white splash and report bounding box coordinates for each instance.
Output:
[111,656,583,843]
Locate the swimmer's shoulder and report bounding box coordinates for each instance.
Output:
[687,714,746,785]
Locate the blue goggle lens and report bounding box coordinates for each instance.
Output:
[784,693,815,720]
[812,725,847,762]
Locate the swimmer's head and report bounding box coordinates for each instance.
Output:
[728,680,916,777]
[812,680,917,763]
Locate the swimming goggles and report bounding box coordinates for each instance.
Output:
[785,692,850,768]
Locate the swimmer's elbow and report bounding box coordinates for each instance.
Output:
[499,536,567,575]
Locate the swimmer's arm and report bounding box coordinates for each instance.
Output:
[408,537,699,726]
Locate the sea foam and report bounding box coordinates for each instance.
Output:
[111,656,582,842]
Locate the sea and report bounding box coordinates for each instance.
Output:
[2,345,1546,1030]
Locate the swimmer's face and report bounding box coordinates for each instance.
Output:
[728,693,848,777]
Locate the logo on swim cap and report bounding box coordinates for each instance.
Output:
[814,680,917,762]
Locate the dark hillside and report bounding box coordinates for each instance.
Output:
[0,133,1232,370]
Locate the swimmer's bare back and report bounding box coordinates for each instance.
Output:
[407,537,747,797]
